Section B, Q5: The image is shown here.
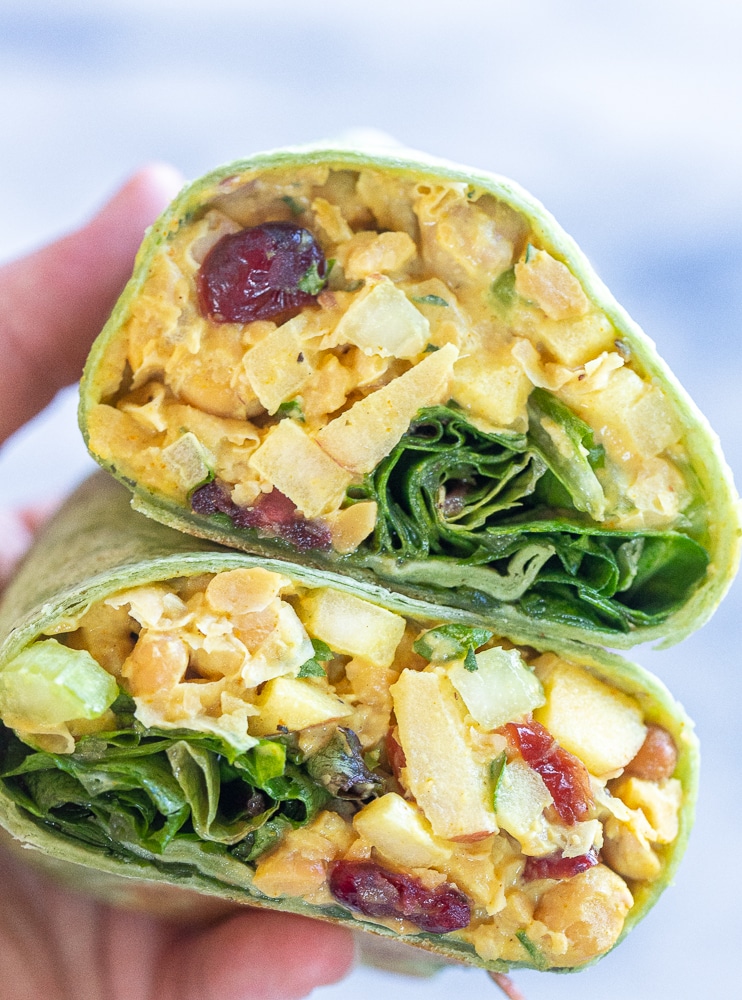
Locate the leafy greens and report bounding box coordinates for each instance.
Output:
[350,401,708,634]
[0,714,385,867]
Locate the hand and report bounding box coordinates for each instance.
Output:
[0,168,355,1000]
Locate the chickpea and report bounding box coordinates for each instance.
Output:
[533,864,633,967]
[624,724,678,782]
[121,631,188,695]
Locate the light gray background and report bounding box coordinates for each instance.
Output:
[1,2,741,997]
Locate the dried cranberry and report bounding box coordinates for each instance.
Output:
[191,484,331,551]
[251,488,300,526]
[190,480,238,517]
[234,490,332,551]
[197,222,326,323]
[278,517,333,551]
[328,860,471,934]
[523,847,598,882]
[504,720,594,825]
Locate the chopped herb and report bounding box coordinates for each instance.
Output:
[297,638,335,678]
[310,638,333,660]
[490,751,507,800]
[277,399,305,422]
[413,294,449,307]
[110,691,137,716]
[424,343,441,353]
[281,195,304,216]
[491,268,517,308]
[524,243,537,263]
[463,645,478,672]
[413,624,494,663]
[297,660,326,678]
[516,930,548,970]
[297,261,328,295]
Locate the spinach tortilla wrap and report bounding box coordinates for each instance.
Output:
[0,475,698,973]
[78,142,740,649]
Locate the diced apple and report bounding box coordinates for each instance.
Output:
[248,419,353,518]
[447,647,545,730]
[249,676,353,736]
[297,588,405,668]
[514,249,589,321]
[343,232,417,280]
[566,366,680,461]
[242,315,314,414]
[390,668,497,841]
[332,277,429,358]
[161,432,214,490]
[315,343,458,475]
[534,312,616,368]
[353,792,451,867]
[621,385,682,457]
[533,658,646,776]
[449,351,531,428]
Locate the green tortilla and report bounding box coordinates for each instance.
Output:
[77,141,739,650]
[0,474,699,974]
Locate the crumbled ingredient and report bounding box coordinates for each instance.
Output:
[3,567,684,968]
[86,163,692,559]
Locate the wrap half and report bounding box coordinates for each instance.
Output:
[78,142,740,649]
[0,475,698,973]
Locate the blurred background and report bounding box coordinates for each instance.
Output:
[1,1,741,996]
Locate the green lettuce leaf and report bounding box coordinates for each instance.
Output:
[351,404,708,633]
[0,717,379,863]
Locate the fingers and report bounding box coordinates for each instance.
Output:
[159,909,356,1000]
[0,509,34,590]
[0,163,183,445]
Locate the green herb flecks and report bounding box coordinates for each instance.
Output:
[298,261,328,295]
[463,646,479,672]
[282,195,304,216]
[490,751,507,802]
[298,638,335,678]
[516,930,548,970]
[413,294,449,307]
[277,399,305,422]
[413,624,493,664]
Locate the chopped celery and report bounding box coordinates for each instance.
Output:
[0,639,118,727]
[447,646,545,730]
[162,432,214,490]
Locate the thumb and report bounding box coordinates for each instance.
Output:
[158,909,356,1000]
[0,164,183,445]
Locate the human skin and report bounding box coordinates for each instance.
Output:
[0,166,356,1000]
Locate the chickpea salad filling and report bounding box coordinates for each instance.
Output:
[79,150,739,646]
[0,565,694,970]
